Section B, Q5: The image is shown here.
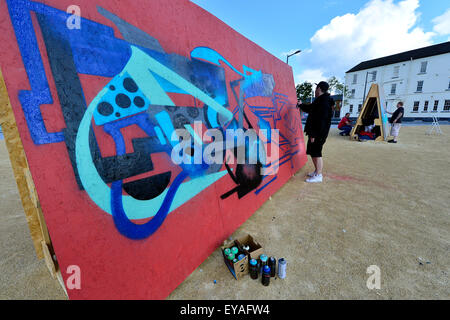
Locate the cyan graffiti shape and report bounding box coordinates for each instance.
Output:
[8,0,290,239]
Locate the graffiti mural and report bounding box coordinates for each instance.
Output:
[0,0,306,298]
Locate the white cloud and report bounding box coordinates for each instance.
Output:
[432,9,450,36]
[295,0,435,84]
[296,69,327,85]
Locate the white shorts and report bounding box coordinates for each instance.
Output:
[390,123,401,137]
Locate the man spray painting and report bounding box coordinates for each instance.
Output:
[297,81,334,183]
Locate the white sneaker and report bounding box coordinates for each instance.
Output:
[307,171,317,177]
[306,174,323,183]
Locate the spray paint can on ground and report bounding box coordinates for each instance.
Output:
[262,265,271,286]
[278,258,287,279]
[268,257,276,277]
[231,246,239,255]
[259,254,268,273]
[249,259,258,280]
[224,248,231,256]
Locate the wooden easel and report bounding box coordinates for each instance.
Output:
[0,69,67,296]
[350,83,389,142]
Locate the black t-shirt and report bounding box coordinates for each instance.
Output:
[390,107,404,124]
[299,94,333,138]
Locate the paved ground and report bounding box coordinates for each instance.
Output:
[0,126,449,299]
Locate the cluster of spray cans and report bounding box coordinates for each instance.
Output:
[221,236,286,284]
[249,255,287,286]
[223,246,246,264]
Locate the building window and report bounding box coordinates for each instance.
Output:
[352,74,357,84]
[423,101,429,112]
[390,83,397,95]
[433,100,439,112]
[349,105,353,113]
[371,71,377,82]
[444,100,450,112]
[351,89,355,98]
[358,104,362,112]
[393,66,400,78]
[416,81,424,92]
[447,80,450,90]
[413,101,420,112]
[420,61,428,73]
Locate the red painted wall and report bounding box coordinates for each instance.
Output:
[0,0,306,299]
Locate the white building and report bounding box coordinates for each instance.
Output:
[343,41,450,119]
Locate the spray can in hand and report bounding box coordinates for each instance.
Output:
[268,257,276,277]
[262,265,271,286]
[249,259,258,280]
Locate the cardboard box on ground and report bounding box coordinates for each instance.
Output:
[221,234,264,280]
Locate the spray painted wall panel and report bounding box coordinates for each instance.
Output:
[0,0,306,299]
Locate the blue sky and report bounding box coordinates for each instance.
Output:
[191,0,450,85]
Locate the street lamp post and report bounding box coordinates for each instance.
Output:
[286,49,301,64]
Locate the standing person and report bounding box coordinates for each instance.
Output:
[338,113,353,136]
[297,81,334,183]
[386,102,404,143]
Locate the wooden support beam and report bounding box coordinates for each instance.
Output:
[41,241,57,279]
[1,68,68,298]
[0,69,48,259]
[42,240,68,297]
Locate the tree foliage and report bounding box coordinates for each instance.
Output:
[327,76,352,104]
[296,77,351,105]
[327,76,344,94]
[296,81,313,103]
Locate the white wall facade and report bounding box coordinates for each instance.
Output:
[342,53,450,118]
